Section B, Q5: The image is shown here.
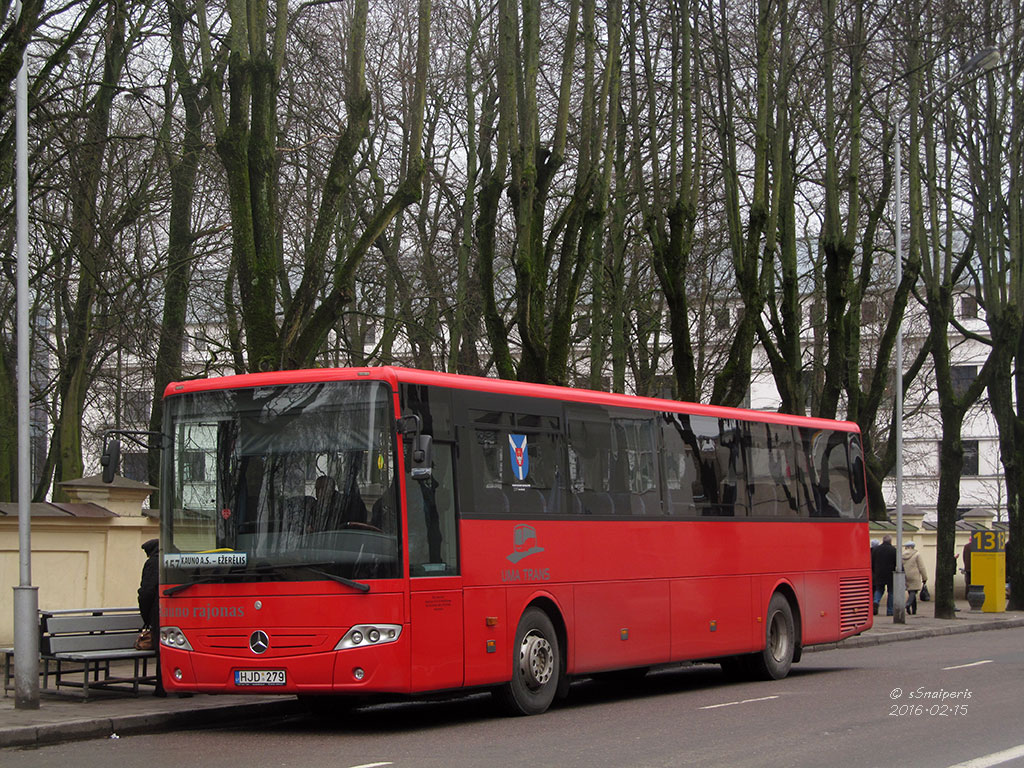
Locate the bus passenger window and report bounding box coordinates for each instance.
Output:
[807,429,859,518]
[407,443,458,576]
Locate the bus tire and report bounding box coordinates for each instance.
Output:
[751,592,796,680]
[497,607,561,716]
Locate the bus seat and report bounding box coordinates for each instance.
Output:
[571,492,585,514]
[507,487,546,516]
[578,491,614,516]
[479,487,510,515]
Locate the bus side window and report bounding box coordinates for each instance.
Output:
[809,429,855,518]
[408,443,459,576]
[661,414,696,515]
[847,434,867,518]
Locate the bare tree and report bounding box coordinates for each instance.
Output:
[195,0,431,372]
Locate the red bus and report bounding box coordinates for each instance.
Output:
[154,366,872,714]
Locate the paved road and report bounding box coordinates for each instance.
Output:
[5,627,1024,768]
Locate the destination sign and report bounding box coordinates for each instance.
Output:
[164,552,248,568]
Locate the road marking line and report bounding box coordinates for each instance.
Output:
[946,744,1024,768]
[349,763,394,768]
[700,695,779,710]
[943,660,993,670]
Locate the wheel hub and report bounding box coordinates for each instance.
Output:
[518,631,554,690]
[768,612,791,662]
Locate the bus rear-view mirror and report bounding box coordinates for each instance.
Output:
[101,438,121,484]
[411,434,432,480]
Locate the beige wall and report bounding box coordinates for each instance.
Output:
[0,516,158,645]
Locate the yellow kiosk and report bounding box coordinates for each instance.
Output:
[970,530,1007,613]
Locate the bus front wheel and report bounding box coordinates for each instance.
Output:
[751,592,796,680]
[497,607,561,716]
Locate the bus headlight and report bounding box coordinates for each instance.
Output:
[160,626,194,651]
[335,624,402,650]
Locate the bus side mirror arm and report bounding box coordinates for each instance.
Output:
[397,414,421,437]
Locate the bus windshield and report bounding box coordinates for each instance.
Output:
[162,380,399,585]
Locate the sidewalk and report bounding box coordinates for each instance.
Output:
[3,600,1023,749]
[805,597,1024,651]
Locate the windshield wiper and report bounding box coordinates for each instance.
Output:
[249,562,371,593]
[163,562,371,596]
[301,565,371,593]
[163,570,250,597]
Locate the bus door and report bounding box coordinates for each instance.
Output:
[407,442,464,691]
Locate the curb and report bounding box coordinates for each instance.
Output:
[0,698,305,749]
[806,616,1024,652]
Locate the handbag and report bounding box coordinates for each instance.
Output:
[134,627,154,650]
[920,584,930,602]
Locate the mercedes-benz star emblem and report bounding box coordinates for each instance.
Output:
[249,630,270,655]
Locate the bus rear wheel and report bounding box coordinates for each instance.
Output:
[497,607,561,716]
[751,592,796,680]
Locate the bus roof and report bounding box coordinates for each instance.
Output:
[164,366,861,433]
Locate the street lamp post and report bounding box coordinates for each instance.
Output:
[891,46,1000,624]
[13,0,40,709]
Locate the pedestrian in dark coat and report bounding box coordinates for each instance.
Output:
[138,538,165,696]
[872,535,898,615]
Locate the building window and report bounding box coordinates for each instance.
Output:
[960,296,978,319]
[122,451,149,483]
[714,307,730,331]
[861,300,878,324]
[951,365,977,398]
[653,375,675,400]
[961,440,979,476]
[124,390,152,426]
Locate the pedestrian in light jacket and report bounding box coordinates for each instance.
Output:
[903,541,928,616]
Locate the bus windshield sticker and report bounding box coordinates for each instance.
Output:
[508,434,529,480]
[164,552,248,568]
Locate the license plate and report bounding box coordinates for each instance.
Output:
[235,669,286,686]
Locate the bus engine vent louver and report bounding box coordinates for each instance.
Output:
[839,576,872,634]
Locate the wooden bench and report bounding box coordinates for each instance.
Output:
[2,608,158,699]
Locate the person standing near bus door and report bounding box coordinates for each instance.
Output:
[138,538,165,696]
[872,535,897,615]
[902,541,927,615]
